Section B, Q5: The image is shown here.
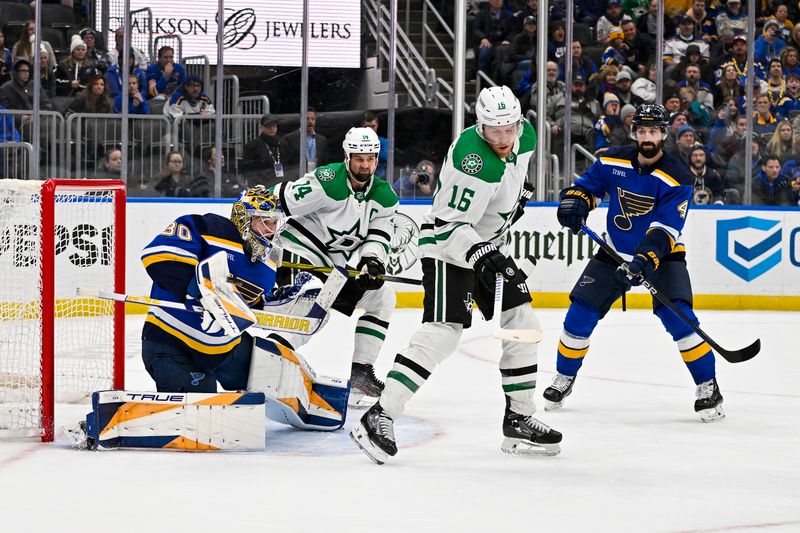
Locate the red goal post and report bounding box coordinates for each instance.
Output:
[0,179,126,442]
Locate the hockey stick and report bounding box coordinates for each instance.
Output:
[491,256,543,343]
[77,266,348,338]
[580,224,760,363]
[280,261,422,285]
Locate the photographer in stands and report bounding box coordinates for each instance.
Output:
[392,160,436,198]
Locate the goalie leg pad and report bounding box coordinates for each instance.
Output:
[248,338,349,431]
[83,390,266,450]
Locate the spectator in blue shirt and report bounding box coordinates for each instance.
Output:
[146,46,185,100]
[113,74,150,114]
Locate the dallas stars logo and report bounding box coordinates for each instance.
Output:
[325,219,365,261]
[464,292,474,313]
[317,167,335,182]
[461,153,483,175]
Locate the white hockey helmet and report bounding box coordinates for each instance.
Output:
[342,127,382,161]
[475,85,523,140]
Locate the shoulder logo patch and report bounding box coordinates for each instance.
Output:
[461,153,483,175]
[317,167,335,182]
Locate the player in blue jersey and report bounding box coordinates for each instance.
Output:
[140,186,289,393]
[544,104,725,422]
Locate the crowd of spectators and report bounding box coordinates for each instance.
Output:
[470,0,800,206]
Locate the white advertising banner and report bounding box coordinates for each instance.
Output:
[125,201,800,305]
[100,0,361,68]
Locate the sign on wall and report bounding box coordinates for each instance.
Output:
[99,0,361,68]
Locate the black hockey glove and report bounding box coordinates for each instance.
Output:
[557,186,596,235]
[356,256,385,290]
[615,251,659,288]
[511,182,535,224]
[467,242,519,292]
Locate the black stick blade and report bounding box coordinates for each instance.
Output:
[715,338,761,364]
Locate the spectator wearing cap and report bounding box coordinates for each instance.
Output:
[243,114,291,186]
[285,106,330,171]
[672,43,714,85]
[718,34,766,86]
[665,93,684,114]
[508,14,536,70]
[558,40,598,83]
[755,19,787,66]
[753,93,779,139]
[778,73,800,119]
[780,46,800,77]
[553,74,601,150]
[146,46,186,100]
[614,70,644,107]
[664,110,688,151]
[164,75,214,121]
[637,0,676,40]
[664,16,709,76]
[632,61,658,103]
[601,27,627,67]
[473,0,516,76]
[715,0,748,44]
[79,28,109,73]
[596,0,631,45]
[54,35,101,97]
[670,123,699,166]
[685,145,727,204]
[620,19,653,76]
[593,92,626,155]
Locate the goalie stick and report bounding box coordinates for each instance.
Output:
[581,224,760,363]
[77,266,348,338]
[492,255,543,343]
[280,261,422,285]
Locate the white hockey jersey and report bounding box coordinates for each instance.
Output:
[272,162,399,267]
[419,121,536,268]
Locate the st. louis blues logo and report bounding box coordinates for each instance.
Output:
[190,372,206,386]
[579,275,595,287]
[614,187,655,231]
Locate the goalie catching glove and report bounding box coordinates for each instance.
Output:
[191,251,256,336]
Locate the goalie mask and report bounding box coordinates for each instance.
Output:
[342,127,381,183]
[231,186,285,262]
[475,86,523,153]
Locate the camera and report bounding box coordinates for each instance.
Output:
[416,170,430,185]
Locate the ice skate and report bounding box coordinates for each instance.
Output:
[543,373,575,410]
[348,362,384,409]
[62,421,96,450]
[695,378,725,422]
[501,406,562,456]
[350,402,397,465]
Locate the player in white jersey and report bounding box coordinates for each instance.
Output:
[350,86,563,464]
[270,127,399,407]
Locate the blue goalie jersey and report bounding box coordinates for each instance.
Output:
[575,145,693,258]
[141,213,277,357]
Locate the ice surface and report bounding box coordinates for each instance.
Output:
[1,308,798,533]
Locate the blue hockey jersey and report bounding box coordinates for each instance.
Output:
[141,213,277,357]
[575,145,692,259]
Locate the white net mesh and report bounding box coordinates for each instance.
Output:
[0,180,120,438]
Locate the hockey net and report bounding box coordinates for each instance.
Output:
[0,179,125,441]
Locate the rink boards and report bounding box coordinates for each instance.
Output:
[124,200,800,311]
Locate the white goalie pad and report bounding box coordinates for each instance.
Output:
[71,390,266,451]
[248,338,349,431]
